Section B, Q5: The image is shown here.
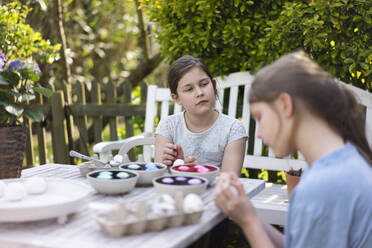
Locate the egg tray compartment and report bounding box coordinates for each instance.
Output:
[94,199,203,237]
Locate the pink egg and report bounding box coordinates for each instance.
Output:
[197,168,210,173]
[194,165,205,169]
[178,165,191,171]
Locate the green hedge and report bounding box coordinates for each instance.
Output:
[0,2,60,63]
[141,0,371,89]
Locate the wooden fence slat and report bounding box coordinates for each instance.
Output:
[76,82,89,156]
[25,118,34,168]
[51,91,69,164]
[108,81,118,141]
[36,94,47,165]
[140,81,147,104]
[92,81,102,143]
[68,104,146,116]
[123,83,135,160]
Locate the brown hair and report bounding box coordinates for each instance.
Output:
[249,51,372,165]
[168,55,217,96]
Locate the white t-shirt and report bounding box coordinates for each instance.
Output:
[155,111,248,167]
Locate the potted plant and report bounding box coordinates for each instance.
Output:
[285,168,303,199]
[0,2,60,178]
[0,54,52,178]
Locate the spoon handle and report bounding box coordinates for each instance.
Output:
[69,150,105,164]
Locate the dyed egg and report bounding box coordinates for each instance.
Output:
[175,176,187,181]
[128,164,141,170]
[97,173,112,179]
[196,167,210,173]
[24,177,47,194]
[145,163,157,168]
[188,178,202,185]
[194,165,204,169]
[177,165,190,171]
[161,178,174,184]
[116,172,130,179]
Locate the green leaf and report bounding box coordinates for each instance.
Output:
[1,71,20,86]
[0,75,9,86]
[344,58,354,64]
[0,102,24,117]
[33,86,53,97]
[23,107,43,122]
[360,63,369,71]
[19,93,35,102]
[28,72,40,82]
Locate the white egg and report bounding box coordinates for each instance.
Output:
[183,193,204,213]
[109,160,120,166]
[154,194,175,205]
[4,182,27,201]
[24,177,48,194]
[173,159,184,166]
[113,155,123,163]
[229,186,238,196]
[152,202,176,215]
[0,181,6,197]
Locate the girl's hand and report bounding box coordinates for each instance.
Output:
[213,172,257,227]
[161,143,178,166]
[176,145,200,164]
[184,156,200,164]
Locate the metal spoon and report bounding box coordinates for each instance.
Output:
[69,150,106,165]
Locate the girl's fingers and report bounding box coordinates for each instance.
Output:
[231,180,245,197]
[163,153,176,160]
[176,144,184,159]
[164,147,177,157]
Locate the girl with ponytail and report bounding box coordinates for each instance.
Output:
[214,51,372,248]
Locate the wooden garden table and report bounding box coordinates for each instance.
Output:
[0,164,265,248]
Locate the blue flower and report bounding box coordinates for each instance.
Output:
[6,59,26,71]
[0,53,5,71]
[33,63,41,74]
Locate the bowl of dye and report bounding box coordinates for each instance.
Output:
[86,169,138,195]
[119,162,167,186]
[170,164,219,185]
[152,175,208,196]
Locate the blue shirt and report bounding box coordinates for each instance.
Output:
[285,143,372,248]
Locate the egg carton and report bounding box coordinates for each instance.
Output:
[91,193,204,237]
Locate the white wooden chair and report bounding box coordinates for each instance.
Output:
[93,71,372,226]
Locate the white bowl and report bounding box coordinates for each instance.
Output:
[170,164,219,185]
[152,175,208,196]
[119,162,167,186]
[86,169,138,195]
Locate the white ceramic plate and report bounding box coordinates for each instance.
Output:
[0,178,92,222]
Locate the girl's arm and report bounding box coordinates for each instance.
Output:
[214,173,283,248]
[220,138,247,177]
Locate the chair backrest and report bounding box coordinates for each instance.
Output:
[144,72,372,171]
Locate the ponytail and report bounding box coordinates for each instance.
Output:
[335,85,372,164]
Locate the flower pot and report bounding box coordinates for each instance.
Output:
[0,125,27,179]
[285,172,301,199]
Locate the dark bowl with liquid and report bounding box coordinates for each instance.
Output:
[119,162,167,186]
[152,175,208,196]
[86,169,138,195]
